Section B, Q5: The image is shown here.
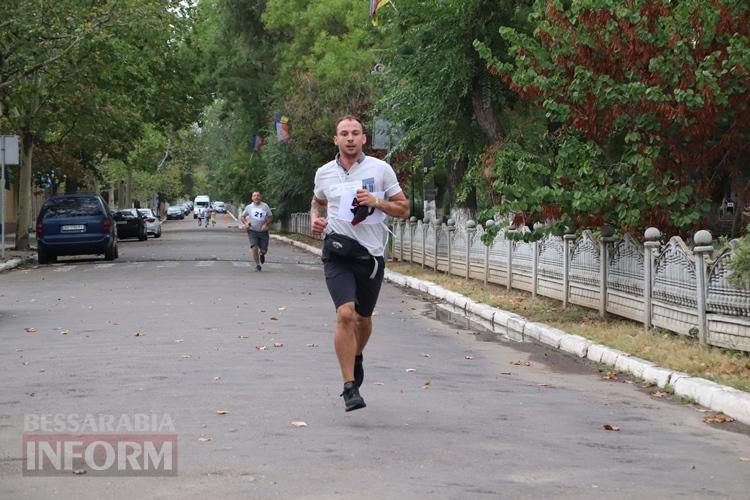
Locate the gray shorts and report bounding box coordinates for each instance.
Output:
[247,230,269,252]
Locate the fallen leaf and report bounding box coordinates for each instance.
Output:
[134,331,144,337]
[421,380,432,389]
[405,368,417,373]
[703,414,735,424]
[22,361,29,366]
[181,354,191,359]
[510,360,531,366]
[605,371,618,380]
[72,468,87,475]
[306,343,319,347]
[291,421,307,427]
[213,376,221,381]
[24,327,37,333]
[61,330,69,335]
[270,316,279,321]
[652,391,669,398]
[278,307,286,311]
[536,384,551,388]
[174,339,184,343]
[216,410,229,415]
[255,345,267,351]
[373,382,385,386]
[465,355,476,360]
[739,457,750,462]
[198,436,213,443]
[602,424,621,431]
[420,353,431,358]
[273,342,284,348]
[238,335,248,339]
[500,372,512,375]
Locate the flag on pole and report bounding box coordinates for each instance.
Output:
[275,113,290,142]
[370,0,391,25]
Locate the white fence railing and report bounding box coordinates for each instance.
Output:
[288,214,750,352]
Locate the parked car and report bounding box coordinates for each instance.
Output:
[166,205,184,220]
[213,201,226,213]
[113,208,147,240]
[35,193,118,264]
[137,208,162,238]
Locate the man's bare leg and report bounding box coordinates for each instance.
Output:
[334,302,358,382]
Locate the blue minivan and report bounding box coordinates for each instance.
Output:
[35,194,118,264]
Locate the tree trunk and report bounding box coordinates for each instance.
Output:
[471,84,505,143]
[14,126,33,251]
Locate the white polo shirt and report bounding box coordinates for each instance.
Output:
[313,154,402,257]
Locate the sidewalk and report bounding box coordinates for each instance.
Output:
[0,233,36,272]
[274,234,750,426]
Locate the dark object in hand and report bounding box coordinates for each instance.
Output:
[351,203,374,226]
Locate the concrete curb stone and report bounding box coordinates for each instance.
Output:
[273,235,750,426]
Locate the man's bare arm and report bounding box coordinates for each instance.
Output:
[355,190,410,219]
[311,196,328,236]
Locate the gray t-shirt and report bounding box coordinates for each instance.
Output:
[242,202,272,231]
[313,154,402,257]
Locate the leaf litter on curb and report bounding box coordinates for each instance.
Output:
[703,414,735,424]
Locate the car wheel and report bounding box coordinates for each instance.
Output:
[37,247,50,265]
[154,230,161,238]
[139,227,147,241]
[104,242,117,261]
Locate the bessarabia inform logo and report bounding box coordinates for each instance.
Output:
[22,413,177,476]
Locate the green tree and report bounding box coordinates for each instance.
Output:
[476,0,750,237]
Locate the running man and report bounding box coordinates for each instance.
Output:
[240,192,273,271]
[311,115,409,411]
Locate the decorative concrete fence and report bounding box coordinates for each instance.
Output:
[288,213,750,352]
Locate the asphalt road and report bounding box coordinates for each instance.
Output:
[0,214,749,499]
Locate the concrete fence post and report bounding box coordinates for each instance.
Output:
[409,216,417,264]
[599,225,615,319]
[399,219,405,261]
[563,230,576,308]
[507,231,514,291]
[693,230,713,346]
[484,220,494,286]
[434,222,440,270]
[466,220,476,280]
[532,223,542,298]
[447,219,455,275]
[421,218,427,269]
[643,227,661,330]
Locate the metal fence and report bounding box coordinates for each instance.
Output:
[288,213,750,352]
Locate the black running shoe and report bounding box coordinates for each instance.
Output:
[260,254,265,264]
[340,382,366,412]
[256,264,262,271]
[354,354,364,388]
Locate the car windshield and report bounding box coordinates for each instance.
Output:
[138,209,153,216]
[42,197,102,218]
[117,209,138,218]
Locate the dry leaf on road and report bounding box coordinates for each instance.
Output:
[134,331,144,337]
[216,410,229,415]
[273,342,284,348]
[739,457,750,462]
[306,343,319,347]
[605,371,618,380]
[270,316,279,321]
[373,382,385,386]
[238,335,248,339]
[72,468,87,475]
[510,360,531,366]
[652,391,669,398]
[181,354,191,359]
[703,414,735,424]
[602,424,621,431]
[291,421,307,427]
[465,355,476,360]
[421,380,432,389]
[500,372,512,375]
[24,327,37,333]
[256,345,267,351]
[405,368,417,373]
[278,307,286,311]
[174,339,184,343]
[198,436,213,443]
[420,353,431,358]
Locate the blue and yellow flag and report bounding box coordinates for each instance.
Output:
[370,0,391,25]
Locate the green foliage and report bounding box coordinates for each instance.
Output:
[477,0,750,237]
[728,226,750,288]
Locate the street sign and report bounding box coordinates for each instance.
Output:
[1,135,20,259]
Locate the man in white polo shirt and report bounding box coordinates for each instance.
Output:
[311,115,409,412]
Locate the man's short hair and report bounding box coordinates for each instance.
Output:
[335,115,365,133]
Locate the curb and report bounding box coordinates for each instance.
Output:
[0,254,35,273]
[274,234,750,426]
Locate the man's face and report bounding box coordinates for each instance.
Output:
[334,119,366,157]
[252,192,261,203]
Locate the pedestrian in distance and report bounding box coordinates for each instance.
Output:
[311,115,409,412]
[210,205,217,227]
[240,192,273,271]
[202,206,210,228]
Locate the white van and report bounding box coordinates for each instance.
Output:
[193,195,210,219]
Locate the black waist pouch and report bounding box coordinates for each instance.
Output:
[324,233,371,259]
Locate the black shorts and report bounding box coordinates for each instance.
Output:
[322,249,385,317]
[247,230,269,251]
